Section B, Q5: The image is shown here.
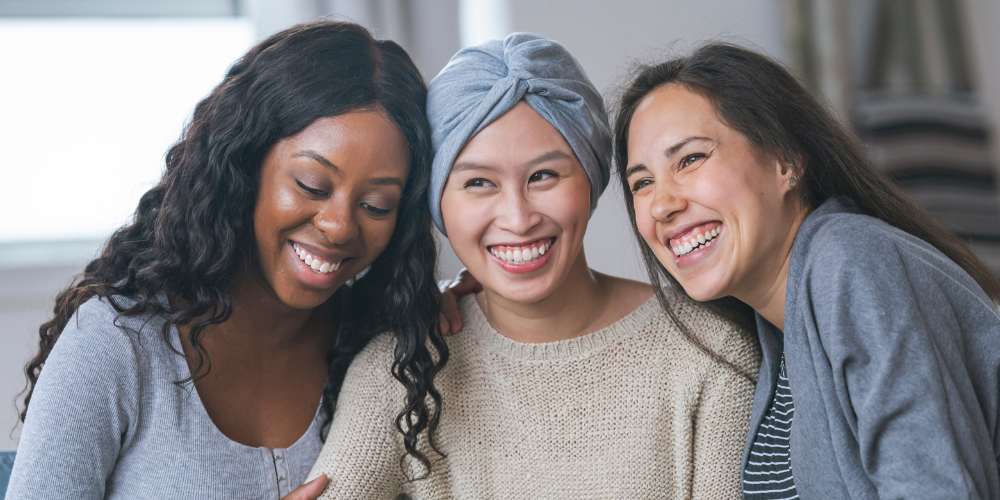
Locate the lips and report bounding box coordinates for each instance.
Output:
[488,238,554,265]
[291,242,346,274]
[668,222,722,257]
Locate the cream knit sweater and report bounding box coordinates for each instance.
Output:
[310,289,761,499]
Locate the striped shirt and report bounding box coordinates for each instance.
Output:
[742,357,798,500]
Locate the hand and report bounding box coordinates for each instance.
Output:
[280,475,328,500]
[438,268,482,335]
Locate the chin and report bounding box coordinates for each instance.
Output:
[672,274,728,303]
[489,274,557,305]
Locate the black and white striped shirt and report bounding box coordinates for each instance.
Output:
[743,357,799,500]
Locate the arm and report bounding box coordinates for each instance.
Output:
[6,300,140,500]
[808,234,999,499]
[308,334,407,500]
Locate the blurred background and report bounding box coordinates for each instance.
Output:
[0,0,998,451]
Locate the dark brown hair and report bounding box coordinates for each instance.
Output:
[21,21,448,476]
[612,43,1000,339]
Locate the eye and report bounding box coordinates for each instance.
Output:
[679,153,707,169]
[464,178,495,188]
[631,178,653,193]
[296,180,327,197]
[529,170,558,183]
[361,203,392,217]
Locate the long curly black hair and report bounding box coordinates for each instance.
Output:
[20,21,449,475]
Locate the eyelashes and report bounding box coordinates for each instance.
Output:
[296,180,327,197]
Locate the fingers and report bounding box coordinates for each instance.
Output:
[281,475,328,500]
[449,268,483,295]
[439,312,451,335]
[440,289,462,334]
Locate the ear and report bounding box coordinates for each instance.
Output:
[774,154,802,195]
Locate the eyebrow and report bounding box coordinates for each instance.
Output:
[452,150,574,173]
[625,136,714,178]
[293,150,341,175]
[664,136,713,158]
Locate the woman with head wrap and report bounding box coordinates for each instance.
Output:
[308,33,759,499]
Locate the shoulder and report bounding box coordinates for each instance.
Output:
[649,287,761,376]
[339,332,404,404]
[793,199,981,298]
[51,295,153,373]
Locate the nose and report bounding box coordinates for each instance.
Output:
[649,178,686,223]
[314,200,360,245]
[494,190,542,235]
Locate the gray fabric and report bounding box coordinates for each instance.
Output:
[426,32,611,234]
[1,450,14,498]
[6,297,324,500]
[743,197,1000,499]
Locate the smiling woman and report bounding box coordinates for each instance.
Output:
[7,22,448,500]
[615,43,1000,500]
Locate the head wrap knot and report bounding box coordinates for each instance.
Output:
[426,32,612,234]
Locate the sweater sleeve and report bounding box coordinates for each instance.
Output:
[690,328,759,500]
[6,298,141,500]
[805,227,999,499]
[309,334,407,500]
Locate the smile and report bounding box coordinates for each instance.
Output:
[488,238,554,265]
[292,242,343,274]
[669,222,722,257]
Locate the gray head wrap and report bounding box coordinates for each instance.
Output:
[426,32,612,235]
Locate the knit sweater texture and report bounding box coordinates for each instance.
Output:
[310,290,761,499]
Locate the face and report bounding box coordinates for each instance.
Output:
[440,101,592,305]
[625,84,800,303]
[254,111,410,310]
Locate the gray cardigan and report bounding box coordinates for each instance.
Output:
[742,198,1000,499]
[6,297,324,499]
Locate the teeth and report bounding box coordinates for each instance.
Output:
[293,243,342,274]
[672,226,722,257]
[490,239,553,264]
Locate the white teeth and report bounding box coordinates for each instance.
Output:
[293,243,341,274]
[672,227,722,257]
[490,239,553,264]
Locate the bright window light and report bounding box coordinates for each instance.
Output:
[0,19,255,243]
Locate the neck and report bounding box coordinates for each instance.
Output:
[184,271,333,354]
[739,205,811,331]
[478,249,611,343]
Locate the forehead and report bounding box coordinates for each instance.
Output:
[455,101,575,164]
[627,85,721,154]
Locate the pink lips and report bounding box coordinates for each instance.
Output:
[487,237,555,274]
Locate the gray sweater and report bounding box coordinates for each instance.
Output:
[6,296,324,499]
[743,198,1000,499]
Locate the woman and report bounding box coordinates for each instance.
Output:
[8,22,455,500]
[308,33,760,499]
[616,43,1000,499]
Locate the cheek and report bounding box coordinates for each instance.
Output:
[361,214,398,256]
[440,193,489,257]
[631,195,658,246]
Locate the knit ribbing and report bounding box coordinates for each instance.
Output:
[466,294,659,361]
